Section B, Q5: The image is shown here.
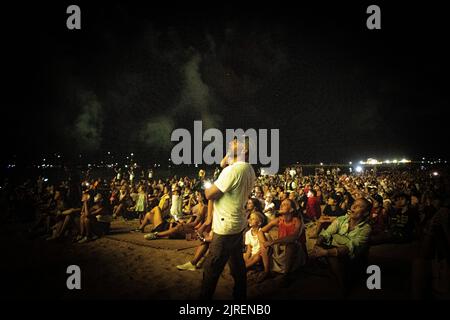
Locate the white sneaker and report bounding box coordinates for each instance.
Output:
[77,236,90,244]
[176,261,196,271]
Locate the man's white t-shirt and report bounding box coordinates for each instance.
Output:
[212,161,256,235]
[245,229,261,255]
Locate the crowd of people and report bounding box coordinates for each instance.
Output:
[1,162,449,298]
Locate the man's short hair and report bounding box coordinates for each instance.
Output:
[358,197,373,215]
[393,192,409,201]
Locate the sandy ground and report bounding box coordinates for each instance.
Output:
[0,220,416,300]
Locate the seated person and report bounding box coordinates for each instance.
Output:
[323,193,346,217]
[176,230,213,271]
[133,186,170,233]
[257,199,306,284]
[370,193,419,244]
[31,188,67,236]
[144,191,208,240]
[312,193,345,238]
[176,197,215,271]
[243,212,266,270]
[263,193,276,221]
[76,193,111,243]
[304,189,321,222]
[368,194,388,240]
[112,184,131,218]
[310,198,372,295]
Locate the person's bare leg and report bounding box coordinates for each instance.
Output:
[284,244,296,274]
[151,207,164,230]
[85,218,92,238]
[79,216,86,237]
[116,204,124,217]
[257,232,270,273]
[139,210,154,230]
[55,211,77,238]
[155,224,182,238]
[245,254,262,269]
[191,242,209,265]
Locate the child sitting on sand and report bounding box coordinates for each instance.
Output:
[243,212,266,270]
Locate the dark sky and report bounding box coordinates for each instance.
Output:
[4,1,450,166]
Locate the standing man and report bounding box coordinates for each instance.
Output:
[200,137,256,300]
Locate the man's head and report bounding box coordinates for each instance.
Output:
[228,136,253,162]
[288,191,297,201]
[254,187,263,199]
[327,194,338,206]
[94,193,103,203]
[349,198,372,221]
[54,189,62,200]
[195,190,205,203]
[394,193,409,208]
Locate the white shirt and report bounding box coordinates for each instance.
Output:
[212,161,256,235]
[245,228,261,255]
[170,194,183,218]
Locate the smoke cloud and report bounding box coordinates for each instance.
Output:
[72,91,103,151]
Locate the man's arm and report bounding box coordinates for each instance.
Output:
[205,184,223,201]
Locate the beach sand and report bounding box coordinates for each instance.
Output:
[0,220,414,299]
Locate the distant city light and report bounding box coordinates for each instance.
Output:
[320,162,323,166]
[355,166,363,173]
[392,159,398,163]
[349,162,352,165]
[364,158,382,165]
[433,172,439,176]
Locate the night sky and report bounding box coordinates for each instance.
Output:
[4,1,450,166]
